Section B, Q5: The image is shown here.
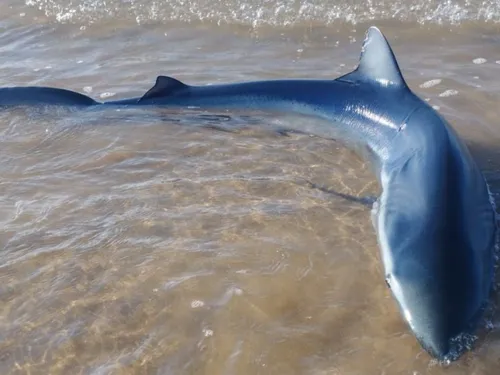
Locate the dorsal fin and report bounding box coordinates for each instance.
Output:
[339,27,407,87]
[139,76,188,102]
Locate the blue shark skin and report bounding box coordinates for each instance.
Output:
[0,27,495,360]
[0,86,97,106]
[107,27,497,360]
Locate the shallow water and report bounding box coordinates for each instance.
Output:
[1,1,500,375]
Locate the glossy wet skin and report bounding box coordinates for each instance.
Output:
[376,106,496,360]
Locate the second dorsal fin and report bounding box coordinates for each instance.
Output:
[339,27,407,88]
[139,76,188,102]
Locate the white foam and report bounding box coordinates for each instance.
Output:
[419,79,442,88]
[23,0,500,26]
[190,300,205,308]
[473,58,487,64]
[438,89,458,97]
[202,328,214,337]
[99,92,116,99]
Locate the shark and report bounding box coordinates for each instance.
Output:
[0,27,496,361]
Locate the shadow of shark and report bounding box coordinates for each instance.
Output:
[1,27,497,362]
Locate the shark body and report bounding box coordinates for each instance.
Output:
[0,27,496,361]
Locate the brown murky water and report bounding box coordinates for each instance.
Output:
[2,1,500,374]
